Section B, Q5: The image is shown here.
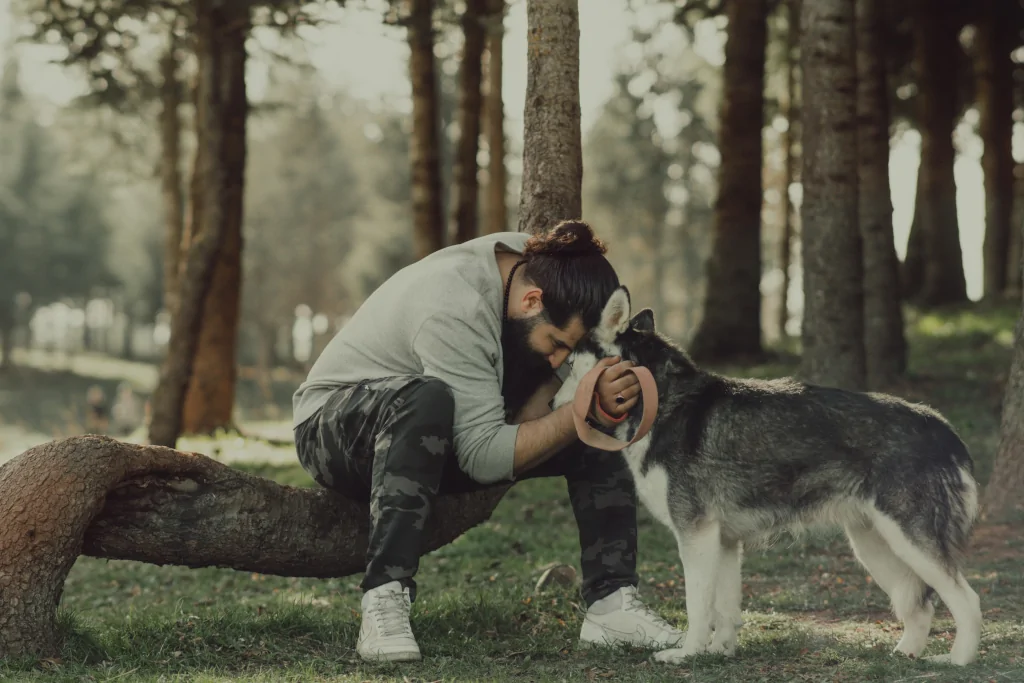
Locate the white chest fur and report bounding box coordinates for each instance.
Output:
[620,434,674,529]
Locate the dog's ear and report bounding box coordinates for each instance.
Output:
[630,308,655,333]
[598,286,631,339]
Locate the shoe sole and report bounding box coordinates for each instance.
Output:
[358,649,422,663]
[579,618,683,649]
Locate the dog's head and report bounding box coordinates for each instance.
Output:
[552,286,658,409]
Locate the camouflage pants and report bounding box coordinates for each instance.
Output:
[294,375,639,606]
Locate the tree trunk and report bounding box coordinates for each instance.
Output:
[900,170,925,300]
[179,8,249,436]
[976,0,1015,301]
[799,0,866,390]
[517,0,581,235]
[408,0,445,258]
[160,36,185,320]
[0,436,511,658]
[451,0,487,244]
[148,3,244,448]
[983,230,1024,519]
[912,0,968,307]
[687,0,766,362]
[484,0,507,235]
[857,0,906,388]
[778,0,799,339]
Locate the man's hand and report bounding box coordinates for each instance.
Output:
[592,356,641,428]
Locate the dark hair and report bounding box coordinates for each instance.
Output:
[521,220,620,330]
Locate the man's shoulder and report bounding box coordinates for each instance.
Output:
[394,232,525,314]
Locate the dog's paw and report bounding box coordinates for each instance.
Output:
[707,634,737,657]
[653,647,691,665]
[923,652,975,666]
[893,639,927,659]
[653,639,709,664]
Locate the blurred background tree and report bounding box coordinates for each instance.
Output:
[2,0,1024,514]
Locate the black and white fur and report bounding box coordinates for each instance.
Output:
[553,287,982,666]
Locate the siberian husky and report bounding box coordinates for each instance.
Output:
[553,287,982,666]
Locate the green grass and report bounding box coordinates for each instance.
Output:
[3,302,1024,681]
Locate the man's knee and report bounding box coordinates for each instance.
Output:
[375,377,455,480]
[397,377,455,424]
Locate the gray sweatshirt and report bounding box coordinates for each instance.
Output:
[292,231,537,484]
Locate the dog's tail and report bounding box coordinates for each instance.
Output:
[874,428,978,570]
[939,461,980,568]
[868,446,982,666]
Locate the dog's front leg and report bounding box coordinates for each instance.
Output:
[708,539,742,656]
[654,521,722,664]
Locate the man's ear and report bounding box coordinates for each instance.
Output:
[521,286,544,314]
[596,286,631,345]
[630,308,655,333]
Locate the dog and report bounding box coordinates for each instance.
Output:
[553,287,982,666]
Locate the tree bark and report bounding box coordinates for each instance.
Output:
[517,0,581,235]
[451,0,487,244]
[484,0,507,235]
[857,0,906,388]
[148,3,244,448]
[179,6,248,436]
[408,0,445,258]
[159,36,185,321]
[687,0,766,362]
[912,0,968,307]
[983,229,1024,519]
[976,0,1015,301]
[778,0,799,339]
[0,436,511,658]
[799,0,866,390]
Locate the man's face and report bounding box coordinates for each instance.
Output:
[500,307,586,414]
[504,309,586,371]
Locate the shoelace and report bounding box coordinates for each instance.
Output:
[367,589,414,638]
[621,589,675,630]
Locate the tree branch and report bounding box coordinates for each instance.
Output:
[0,435,510,658]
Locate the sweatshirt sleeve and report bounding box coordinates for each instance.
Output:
[412,310,520,484]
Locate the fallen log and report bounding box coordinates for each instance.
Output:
[0,435,510,658]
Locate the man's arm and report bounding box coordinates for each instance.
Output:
[415,309,581,484]
[511,374,562,424]
[510,356,637,475]
[511,402,578,475]
[509,374,577,476]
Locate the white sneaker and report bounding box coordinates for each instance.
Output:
[579,586,684,649]
[356,581,422,662]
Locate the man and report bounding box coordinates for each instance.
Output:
[292,220,682,662]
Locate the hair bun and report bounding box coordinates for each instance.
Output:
[524,219,608,258]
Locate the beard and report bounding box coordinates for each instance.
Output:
[501,314,555,419]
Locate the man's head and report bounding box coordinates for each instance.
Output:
[500,220,620,410]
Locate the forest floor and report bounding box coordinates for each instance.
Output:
[2,302,1023,682]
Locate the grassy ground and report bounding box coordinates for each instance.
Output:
[3,303,1024,682]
